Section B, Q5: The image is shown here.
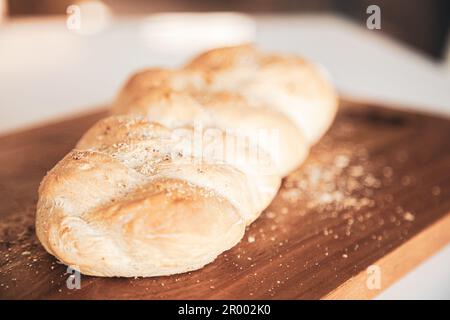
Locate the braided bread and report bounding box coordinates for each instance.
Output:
[36,45,338,277]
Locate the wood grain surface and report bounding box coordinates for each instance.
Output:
[0,100,449,299]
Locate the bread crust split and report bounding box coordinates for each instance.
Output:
[36,45,338,277]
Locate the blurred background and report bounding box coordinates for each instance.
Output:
[0,0,449,299]
[0,0,449,134]
[3,0,450,59]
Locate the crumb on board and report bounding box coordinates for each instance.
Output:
[280,150,384,211]
[431,186,441,196]
[403,212,415,222]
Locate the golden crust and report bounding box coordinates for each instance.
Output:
[36,45,338,277]
[185,45,338,143]
[37,116,279,276]
[38,175,245,277]
[186,44,259,72]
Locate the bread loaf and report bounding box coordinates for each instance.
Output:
[36,45,338,277]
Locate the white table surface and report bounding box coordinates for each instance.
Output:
[0,13,449,299]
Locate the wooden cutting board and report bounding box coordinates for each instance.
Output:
[0,99,449,300]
